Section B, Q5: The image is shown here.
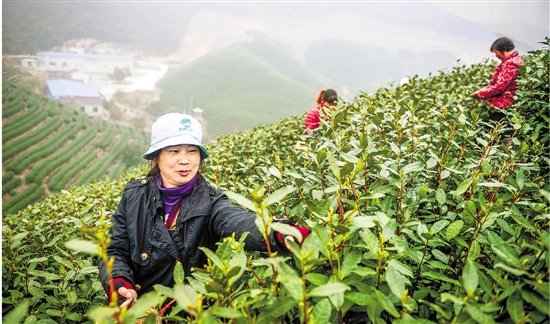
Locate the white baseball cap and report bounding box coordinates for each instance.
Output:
[143,113,209,160]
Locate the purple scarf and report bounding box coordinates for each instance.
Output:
[157,174,198,226]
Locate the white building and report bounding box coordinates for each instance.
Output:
[21,58,38,68]
[37,51,134,75]
[192,107,204,122]
[70,70,90,84]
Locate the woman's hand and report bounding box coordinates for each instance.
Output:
[118,286,138,309]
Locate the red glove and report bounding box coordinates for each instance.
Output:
[277,225,310,248]
[109,277,134,303]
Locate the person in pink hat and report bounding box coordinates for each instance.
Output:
[98,113,309,308]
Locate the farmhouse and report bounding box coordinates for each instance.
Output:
[46,79,106,118]
[21,58,38,68]
[36,51,133,77]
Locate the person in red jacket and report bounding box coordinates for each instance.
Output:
[304,88,338,134]
[473,37,524,120]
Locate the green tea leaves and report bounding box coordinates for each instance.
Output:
[446,220,464,241]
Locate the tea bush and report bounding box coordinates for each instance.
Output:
[515,39,550,173]
[2,178,131,323]
[2,101,27,119]
[5,121,83,174]
[47,147,98,192]
[3,117,66,161]
[2,105,46,141]
[3,41,548,323]
[25,119,101,184]
[2,176,22,196]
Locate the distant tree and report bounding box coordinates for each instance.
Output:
[108,68,131,83]
[20,75,47,95]
[146,100,172,116]
[131,116,148,131]
[104,100,124,121]
[120,141,145,166]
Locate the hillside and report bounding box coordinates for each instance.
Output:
[2,41,548,323]
[1,81,150,215]
[2,57,49,96]
[158,39,327,141]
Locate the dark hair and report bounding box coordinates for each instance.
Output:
[316,88,338,105]
[146,162,161,178]
[491,37,515,52]
[323,89,338,104]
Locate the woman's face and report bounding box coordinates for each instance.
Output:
[156,144,201,188]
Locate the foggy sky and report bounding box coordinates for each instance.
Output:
[427,0,549,50]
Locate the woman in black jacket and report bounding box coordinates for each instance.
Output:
[98,113,309,308]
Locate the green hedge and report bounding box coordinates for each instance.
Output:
[4,122,81,174]
[1,101,26,119]
[93,126,116,149]
[106,160,127,182]
[25,121,100,184]
[47,147,98,192]
[6,87,28,102]
[2,109,50,143]
[72,133,130,186]
[2,80,13,93]
[2,116,66,161]
[3,171,15,184]
[2,177,21,195]
[2,184,45,215]
[2,100,43,135]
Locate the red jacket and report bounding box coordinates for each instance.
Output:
[304,104,322,134]
[304,104,336,134]
[475,51,524,109]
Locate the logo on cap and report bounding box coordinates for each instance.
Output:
[179,118,192,132]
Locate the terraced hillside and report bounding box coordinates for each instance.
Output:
[1,81,150,215]
[2,58,48,96]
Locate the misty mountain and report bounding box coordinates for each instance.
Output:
[3,1,496,63]
[173,2,497,97]
[158,39,325,141]
[3,1,502,138]
[304,40,455,94]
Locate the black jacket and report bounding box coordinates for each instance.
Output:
[98,175,284,296]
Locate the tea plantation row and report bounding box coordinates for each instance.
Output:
[2,41,548,323]
[1,82,150,215]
